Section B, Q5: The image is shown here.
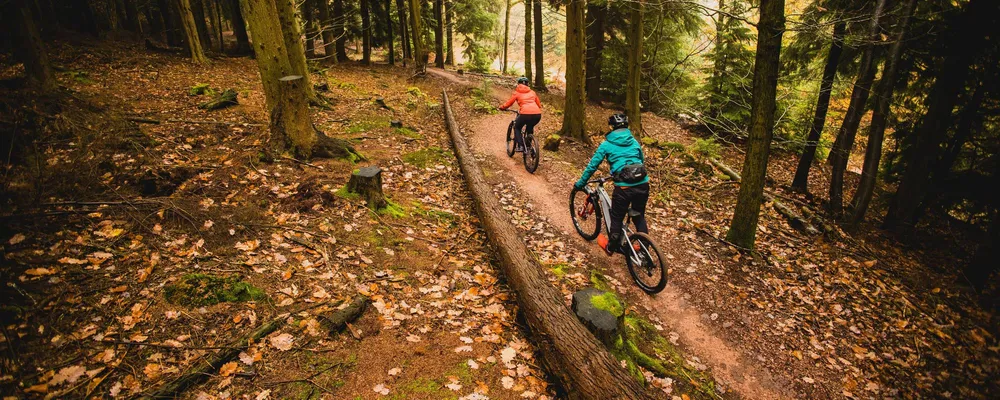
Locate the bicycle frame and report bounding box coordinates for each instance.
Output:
[586,179,646,264]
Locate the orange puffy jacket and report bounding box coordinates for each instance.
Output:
[499,84,542,115]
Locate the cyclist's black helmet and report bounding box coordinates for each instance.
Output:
[608,113,629,130]
[517,76,530,85]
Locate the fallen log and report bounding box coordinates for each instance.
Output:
[198,88,239,110]
[707,158,820,235]
[442,90,655,399]
[140,296,368,399]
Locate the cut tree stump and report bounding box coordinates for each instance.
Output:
[347,166,387,209]
[543,134,561,151]
[198,88,239,110]
[572,288,622,347]
[442,90,655,399]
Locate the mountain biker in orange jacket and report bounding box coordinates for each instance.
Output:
[499,77,542,152]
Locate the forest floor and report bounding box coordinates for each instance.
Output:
[1,37,998,400]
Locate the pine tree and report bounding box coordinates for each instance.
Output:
[177,0,209,63]
[3,0,57,92]
[523,0,532,81]
[702,0,754,134]
[532,0,544,89]
[625,0,642,134]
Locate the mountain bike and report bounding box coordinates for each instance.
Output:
[569,177,667,294]
[504,110,541,173]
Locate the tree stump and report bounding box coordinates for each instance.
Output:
[572,288,623,347]
[198,88,239,110]
[347,166,387,209]
[543,133,561,151]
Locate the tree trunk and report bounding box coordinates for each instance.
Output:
[360,0,372,64]
[846,0,917,231]
[229,0,252,54]
[966,178,1000,290]
[317,0,336,62]
[409,0,424,70]
[709,0,726,116]
[275,0,316,98]
[827,0,885,218]
[502,0,510,73]
[625,2,642,135]
[239,0,295,103]
[385,0,395,64]
[584,2,604,102]
[445,0,453,65]
[160,0,182,46]
[191,0,213,51]
[523,0,532,81]
[433,0,444,67]
[146,0,166,41]
[334,0,348,61]
[442,91,656,400]
[123,0,142,32]
[560,0,586,140]
[177,0,209,62]
[302,0,317,58]
[395,0,410,62]
[4,0,57,92]
[725,0,785,249]
[791,21,845,192]
[883,0,994,233]
[532,0,544,89]
[212,0,224,52]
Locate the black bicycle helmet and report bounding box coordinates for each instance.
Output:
[608,113,629,130]
[517,76,530,85]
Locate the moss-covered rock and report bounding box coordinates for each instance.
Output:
[164,274,267,307]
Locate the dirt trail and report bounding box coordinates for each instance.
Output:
[466,111,793,399]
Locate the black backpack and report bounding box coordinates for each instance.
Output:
[613,163,647,184]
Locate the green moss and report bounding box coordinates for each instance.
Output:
[662,141,687,152]
[334,185,359,199]
[393,127,422,139]
[164,274,267,307]
[402,147,449,168]
[346,118,388,134]
[590,291,624,318]
[406,86,426,97]
[548,133,562,141]
[549,263,569,278]
[640,137,660,147]
[590,270,612,292]
[378,200,406,218]
[189,83,212,96]
[688,138,722,160]
[410,202,457,225]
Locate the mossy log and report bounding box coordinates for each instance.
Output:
[443,90,655,399]
[543,134,561,151]
[318,295,369,333]
[198,88,239,110]
[346,166,387,209]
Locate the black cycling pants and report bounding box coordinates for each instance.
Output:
[513,113,541,147]
[609,182,650,248]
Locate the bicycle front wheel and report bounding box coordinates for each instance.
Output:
[569,187,601,241]
[624,232,667,294]
[505,122,516,157]
[523,134,540,173]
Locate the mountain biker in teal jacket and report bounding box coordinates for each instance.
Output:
[574,113,650,254]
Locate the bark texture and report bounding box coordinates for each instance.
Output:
[560,0,586,140]
[434,0,444,67]
[725,0,785,249]
[229,0,252,54]
[396,0,411,61]
[625,2,642,134]
[177,0,209,62]
[827,0,885,218]
[334,0,349,61]
[791,21,845,192]
[532,0,545,89]
[445,0,454,65]
[584,2,604,102]
[361,0,372,64]
[275,0,315,98]
[385,0,395,64]
[5,0,57,92]
[846,0,917,230]
[523,0,532,81]
[442,91,655,400]
[317,0,336,61]
[409,0,425,69]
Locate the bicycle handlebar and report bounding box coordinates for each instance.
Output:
[586,176,613,186]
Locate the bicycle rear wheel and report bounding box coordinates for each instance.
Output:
[624,232,667,294]
[569,187,601,241]
[505,122,516,157]
[523,134,540,173]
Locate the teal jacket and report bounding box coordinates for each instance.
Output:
[575,128,649,188]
